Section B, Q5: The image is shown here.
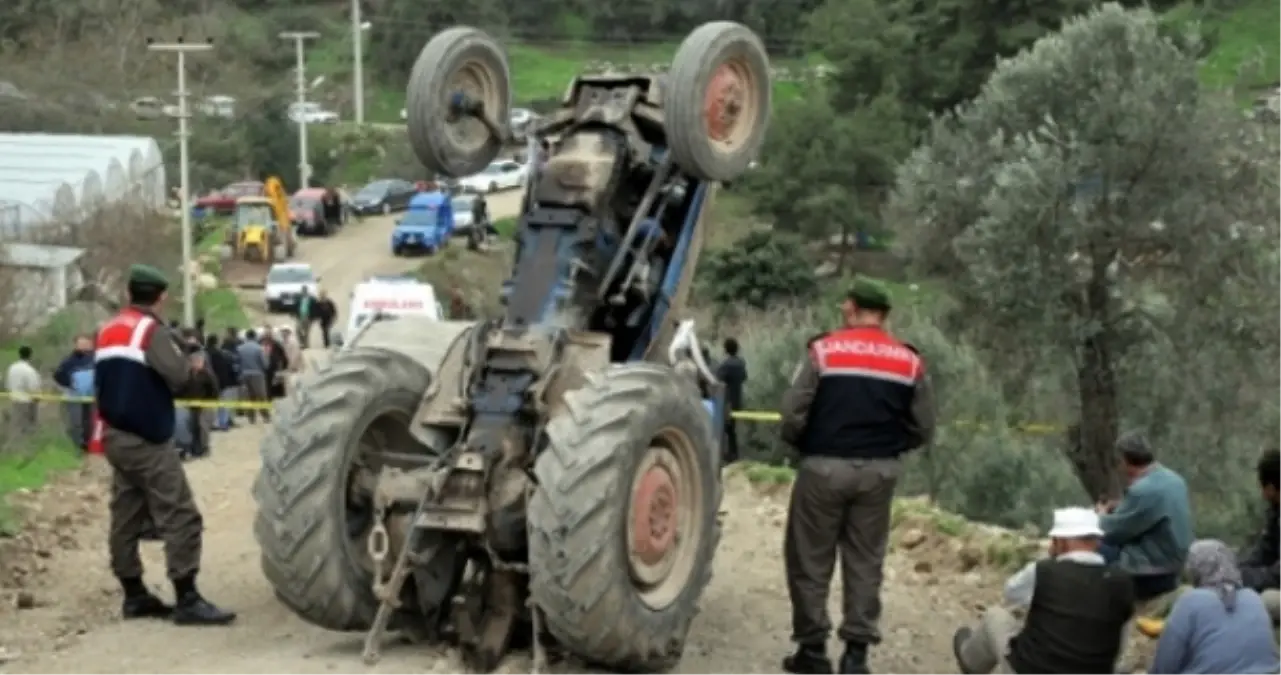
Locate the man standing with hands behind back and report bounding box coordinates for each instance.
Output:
[94,264,236,626]
[778,276,936,675]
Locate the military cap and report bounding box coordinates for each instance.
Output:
[847,275,892,312]
[128,263,169,290]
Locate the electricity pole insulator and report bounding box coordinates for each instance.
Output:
[147,37,213,329]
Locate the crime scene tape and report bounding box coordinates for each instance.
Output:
[1,392,1066,433]
[0,391,275,411]
[726,409,1063,434]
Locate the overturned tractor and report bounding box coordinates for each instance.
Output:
[252,21,771,673]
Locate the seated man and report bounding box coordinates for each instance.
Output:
[1239,448,1280,624]
[952,507,1135,674]
[1097,432,1193,602]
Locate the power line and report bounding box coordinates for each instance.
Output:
[146,35,213,328]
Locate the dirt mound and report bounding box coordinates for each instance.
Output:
[0,460,116,662]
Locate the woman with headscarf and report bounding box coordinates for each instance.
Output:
[1150,539,1280,674]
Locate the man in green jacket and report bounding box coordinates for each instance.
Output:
[295,287,313,348]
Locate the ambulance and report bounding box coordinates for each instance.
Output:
[341,277,444,342]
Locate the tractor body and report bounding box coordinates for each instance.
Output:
[254,21,770,673]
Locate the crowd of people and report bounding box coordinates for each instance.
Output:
[776,276,1279,675]
[3,292,327,463]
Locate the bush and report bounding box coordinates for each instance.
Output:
[712,302,1087,533]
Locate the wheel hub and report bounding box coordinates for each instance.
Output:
[703,62,748,145]
[631,464,678,566]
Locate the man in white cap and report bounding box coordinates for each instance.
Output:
[951,507,1136,674]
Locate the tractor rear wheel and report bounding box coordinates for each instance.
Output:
[406,27,510,178]
[666,21,772,183]
[529,364,722,672]
[253,346,456,632]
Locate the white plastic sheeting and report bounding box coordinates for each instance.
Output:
[0,133,167,234]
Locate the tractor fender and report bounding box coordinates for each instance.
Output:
[346,315,476,440]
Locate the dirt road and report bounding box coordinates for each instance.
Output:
[0,186,999,673]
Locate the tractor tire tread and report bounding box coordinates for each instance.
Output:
[253,347,430,632]
[528,363,722,672]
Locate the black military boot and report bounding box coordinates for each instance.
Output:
[122,592,173,619]
[838,641,871,674]
[172,592,237,626]
[783,643,833,674]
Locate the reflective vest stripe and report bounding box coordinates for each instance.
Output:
[810,329,922,386]
[95,313,157,365]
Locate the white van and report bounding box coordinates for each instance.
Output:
[342,279,444,342]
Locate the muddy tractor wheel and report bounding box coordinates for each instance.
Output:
[529,364,722,672]
[666,22,771,183]
[253,347,458,632]
[406,27,511,178]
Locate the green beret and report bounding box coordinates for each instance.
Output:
[128,264,169,290]
[848,275,891,311]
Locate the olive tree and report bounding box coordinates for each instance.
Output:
[888,3,1279,509]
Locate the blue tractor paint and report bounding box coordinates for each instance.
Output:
[391,191,454,254]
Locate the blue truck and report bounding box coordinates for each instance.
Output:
[390,191,454,256]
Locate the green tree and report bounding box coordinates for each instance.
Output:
[888,4,1279,502]
[735,0,917,261]
[697,230,819,314]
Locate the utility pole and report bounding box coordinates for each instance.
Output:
[147,36,213,328]
[281,31,320,189]
[351,0,365,125]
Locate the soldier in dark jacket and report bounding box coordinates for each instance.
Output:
[1240,449,1280,622]
[778,276,935,675]
[96,264,235,625]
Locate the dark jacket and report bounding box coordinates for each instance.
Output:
[207,346,238,391]
[263,338,289,398]
[95,307,190,444]
[53,350,95,395]
[179,365,219,401]
[313,298,337,326]
[780,326,936,460]
[1240,503,1280,591]
[716,355,748,410]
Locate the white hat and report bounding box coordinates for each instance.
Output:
[1048,507,1103,539]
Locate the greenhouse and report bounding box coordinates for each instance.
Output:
[0,133,167,235]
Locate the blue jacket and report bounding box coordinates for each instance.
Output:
[54,350,95,397]
[1151,587,1280,674]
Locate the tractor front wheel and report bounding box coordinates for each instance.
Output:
[529,363,722,672]
[253,347,460,632]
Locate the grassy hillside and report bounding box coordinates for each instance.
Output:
[308,32,807,122]
[1167,0,1279,92]
[306,0,1275,124]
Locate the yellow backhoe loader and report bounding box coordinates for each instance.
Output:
[219,176,297,288]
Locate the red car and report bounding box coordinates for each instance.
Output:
[194,181,264,215]
[290,187,349,236]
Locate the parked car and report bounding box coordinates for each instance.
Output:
[130,96,166,120]
[350,179,418,215]
[457,160,528,194]
[449,194,498,236]
[264,262,320,314]
[199,95,236,119]
[289,187,349,236]
[194,180,264,216]
[391,192,454,256]
[288,101,339,124]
